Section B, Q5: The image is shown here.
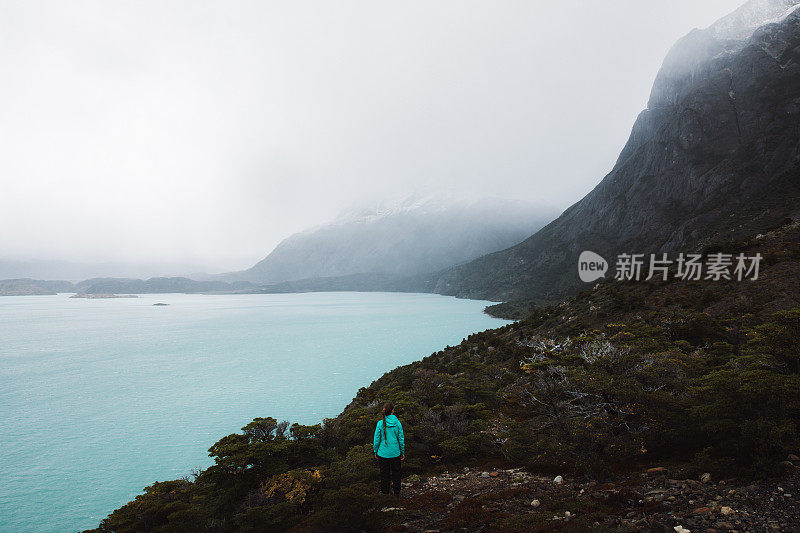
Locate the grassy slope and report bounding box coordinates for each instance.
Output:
[90,221,800,532]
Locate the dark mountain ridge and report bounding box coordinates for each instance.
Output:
[429,1,800,302]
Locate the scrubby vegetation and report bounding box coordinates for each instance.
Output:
[484,299,548,320]
[90,222,800,532]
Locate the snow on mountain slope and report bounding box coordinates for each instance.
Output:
[709,0,800,41]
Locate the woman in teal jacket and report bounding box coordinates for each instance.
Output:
[373,402,405,497]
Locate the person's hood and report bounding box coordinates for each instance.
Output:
[382,414,399,426]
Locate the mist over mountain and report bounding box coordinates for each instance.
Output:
[428,0,800,302]
[225,195,556,284]
[0,259,212,282]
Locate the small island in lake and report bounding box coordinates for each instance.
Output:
[69,294,138,299]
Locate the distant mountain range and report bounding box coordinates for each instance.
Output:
[1,195,557,297]
[223,195,556,285]
[0,279,75,296]
[424,0,800,302]
[73,277,254,294]
[0,277,253,296]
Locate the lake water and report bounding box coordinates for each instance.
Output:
[0,292,510,532]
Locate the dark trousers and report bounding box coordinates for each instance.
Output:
[377,455,402,495]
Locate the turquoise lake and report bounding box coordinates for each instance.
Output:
[0,292,510,532]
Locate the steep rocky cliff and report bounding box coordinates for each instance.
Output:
[431,0,800,302]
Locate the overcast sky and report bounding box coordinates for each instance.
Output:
[0,0,742,273]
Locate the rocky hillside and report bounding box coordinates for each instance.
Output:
[394,464,800,532]
[90,219,800,531]
[429,0,800,302]
[225,195,554,285]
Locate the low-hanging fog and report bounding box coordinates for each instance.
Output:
[0,0,741,275]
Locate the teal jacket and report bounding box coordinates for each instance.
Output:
[373,414,404,458]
